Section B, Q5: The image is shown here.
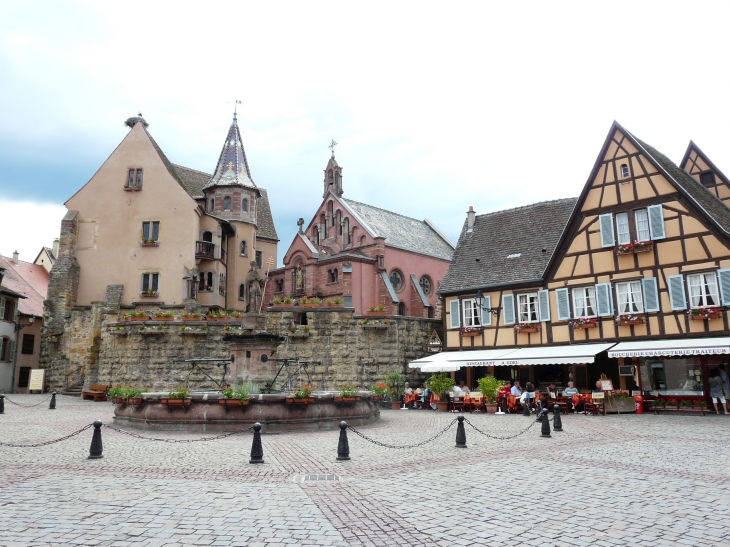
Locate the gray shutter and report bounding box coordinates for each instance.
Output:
[556,288,571,320]
[667,275,686,310]
[449,299,461,329]
[481,295,492,326]
[9,339,15,362]
[595,283,613,317]
[647,205,666,240]
[343,296,353,307]
[538,290,550,322]
[0,298,4,320]
[502,294,515,325]
[642,277,660,312]
[718,269,730,306]
[599,213,615,247]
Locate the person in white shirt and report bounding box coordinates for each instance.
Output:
[404,382,413,395]
[458,381,471,394]
[511,381,523,396]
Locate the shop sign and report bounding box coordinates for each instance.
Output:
[609,347,730,358]
[464,360,521,367]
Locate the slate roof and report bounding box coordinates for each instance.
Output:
[171,164,211,199]
[0,256,48,317]
[632,136,730,236]
[439,198,577,294]
[203,115,255,190]
[340,198,455,261]
[256,188,278,241]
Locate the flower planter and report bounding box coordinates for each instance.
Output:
[140,242,158,247]
[288,332,310,339]
[437,401,449,413]
[182,316,202,321]
[139,329,166,334]
[335,396,361,405]
[574,322,597,329]
[391,401,402,410]
[161,397,192,412]
[325,303,344,307]
[485,403,499,414]
[206,317,228,321]
[300,303,321,307]
[181,330,208,335]
[516,327,540,334]
[461,331,482,337]
[218,398,249,413]
[153,316,174,321]
[615,249,633,256]
[370,395,384,401]
[690,312,723,321]
[112,397,126,405]
[129,316,151,321]
[140,292,159,297]
[634,246,653,253]
[285,397,315,404]
[361,324,389,329]
[617,320,643,326]
[127,397,143,405]
[366,311,387,315]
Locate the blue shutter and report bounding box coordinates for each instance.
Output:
[642,278,660,312]
[502,294,515,325]
[449,299,461,329]
[667,275,686,310]
[538,290,551,322]
[599,214,615,247]
[718,269,730,306]
[556,288,571,320]
[647,205,665,240]
[481,295,492,326]
[595,283,613,317]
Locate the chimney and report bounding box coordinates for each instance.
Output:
[52,238,59,258]
[466,206,476,233]
[12,250,19,265]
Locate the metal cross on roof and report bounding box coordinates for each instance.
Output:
[328,139,338,158]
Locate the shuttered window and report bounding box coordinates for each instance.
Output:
[615,213,630,245]
[647,204,666,240]
[481,295,492,326]
[502,294,516,325]
[517,293,539,323]
[616,281,644,313]
[595,283,613,316]
[667,275,687,310]
[635,209,650,242]
[538,290,551,322]
[572,286,596,317]
[599,214,615,247]
[462,299,480,327]
[449,300,461,329]
[687,273,720,308]
[718,269,730,306]
[556,288,571,320]
[642,278,660,312]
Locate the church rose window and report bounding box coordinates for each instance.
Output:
[389,269,404,292]
[419,275,432,296]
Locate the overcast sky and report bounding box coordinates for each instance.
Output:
[2,0,730,265]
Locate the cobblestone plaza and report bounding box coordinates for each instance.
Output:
[1,395,729,547]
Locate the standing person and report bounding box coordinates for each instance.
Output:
[709,369,728,415]
[720,365,730,397]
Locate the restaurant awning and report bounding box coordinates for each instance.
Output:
[500,343,616,365]
[608,337,730,358]
[408,351,454,369]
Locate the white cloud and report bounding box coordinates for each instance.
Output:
[0,201,66,261]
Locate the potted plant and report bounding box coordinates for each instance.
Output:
[359,318,391,328]
[460,325,483,337]
[273,296,294,306]
[286,384,314,404]
[162,386,191,408]
[477,375,504,414]
[108,384,126,405]
[425,373,455,412]
[124,385,145,405]
[366,305,387,315]
[153,310,174,320]
[206,310,227,321]
[335,384,360,404]
[325,297,344,307]
[384,371,406,409]
[514,323,540,334]
[614,242,634,255]
[140,239,158,247]
[227,310,242,318]
[129,309,150,321]
[370,382,388,401]
[288,325,310,338]
[569,317,598,329]
[632,240,654,253]
[140,290,158,297]
[182,310,202,320]
[299,296,321,307]
[615,313,643,326]
[219,384,250,410]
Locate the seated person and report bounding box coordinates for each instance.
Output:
[415,386,423,395]
[593,380,603,392]
[510,381,523,396]
[458,381,471,394]
[545,383,557,398]
[563,382,578,396]
[404,382,413,395]
[498,381,512,398]
[452,385,463,394]
[519,382,535,409]
[419,385,429,402]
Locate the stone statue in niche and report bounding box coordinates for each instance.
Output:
[295,264,304,291]
[247,260,264,312]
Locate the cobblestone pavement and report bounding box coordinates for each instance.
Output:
[1,395,730,547]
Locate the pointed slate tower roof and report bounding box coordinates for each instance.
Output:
[204,114,256,190]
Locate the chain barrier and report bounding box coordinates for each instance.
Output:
[463,417,537,440]
[103,424,254,443]
[4,395,53,408]
[0,423,93,447]
[347,418,457,449]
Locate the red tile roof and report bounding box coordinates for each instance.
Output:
[0,255,48,317]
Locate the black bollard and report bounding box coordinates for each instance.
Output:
[0,394,4,414]
[249,422,264,464]
[553,403,563,432]
[455,414,467,448]
[88,420,103,459]
[49,391,57,410]
[501,396,508,414]
[540,410,551,438]
[336,421,350,461]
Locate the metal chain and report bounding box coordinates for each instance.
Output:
[463,417,537,440]
[347,418,457,449]
[103,424,253,443]
[0,423,93,447]
[3,395,53,408]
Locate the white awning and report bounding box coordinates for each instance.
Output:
[608,337,730,358]
[408,351,453,368]
[433,348,521,367]
[420,363,462,373]
[502,343,616,365]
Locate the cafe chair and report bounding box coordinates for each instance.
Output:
[451,394,466,413]
[583,392,605,416]
[468,393,484,413]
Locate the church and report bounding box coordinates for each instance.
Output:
[265,151,454,317]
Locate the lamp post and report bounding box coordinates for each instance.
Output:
[14,314,35,332]
[474,290,500,317]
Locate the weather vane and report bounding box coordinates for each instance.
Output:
[234,99,241,115]
[328,139,338,158]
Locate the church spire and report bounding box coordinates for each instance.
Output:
[203,114,255,190]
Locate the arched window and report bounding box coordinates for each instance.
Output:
[202,231,213,243]
[329,269,338,283]
[360,235,366,246]
[242,199,248,212]
[620,164,629,178]
[419,275,432,296]
[223,196,231,211]
[313,226,320,245]
[239,284,245,300]
[327,201,334,227]
[240,240,247,256]
[389,269,404,292]
[342,217,350,245]
[336,210,342,235]
[398,302,406,316]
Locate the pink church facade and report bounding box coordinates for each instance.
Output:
[265,155,454,317]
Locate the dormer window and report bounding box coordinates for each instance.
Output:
[700,171,716,188]
[620,164,629,178]
[223,197,231,211]
[125,168,143,190]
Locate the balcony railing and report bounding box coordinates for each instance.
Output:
[196,241,215,259]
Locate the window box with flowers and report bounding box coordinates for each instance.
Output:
[288,325,310,338]
[122,310,151,321]
[359,318,391,329]
[366,305,387,315]
[569,317,598,329]
[179,325,209,335]
[182,311,202,321]
[218,385,250,412]
[460,325,483,337]
[325,297,344,307]
[140,239,159,247]
[514,323,540,334]
[206,310,228,321]
[161,386,192,412]
[687,306,724,321]
[140,290,159,298]
[106,326,128,336]
[153,310,175,321]
[286,384,315,406]
[615,313,643,326]
[615,241,655,255]
[273,296,294,306]
[299,296,321,307]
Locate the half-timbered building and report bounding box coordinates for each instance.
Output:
[435,121,730,401]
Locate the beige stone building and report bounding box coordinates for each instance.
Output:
[58,114,277,311]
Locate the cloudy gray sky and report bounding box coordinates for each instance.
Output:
[2,0,730,264]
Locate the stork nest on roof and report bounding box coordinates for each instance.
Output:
[125,116,149,129]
